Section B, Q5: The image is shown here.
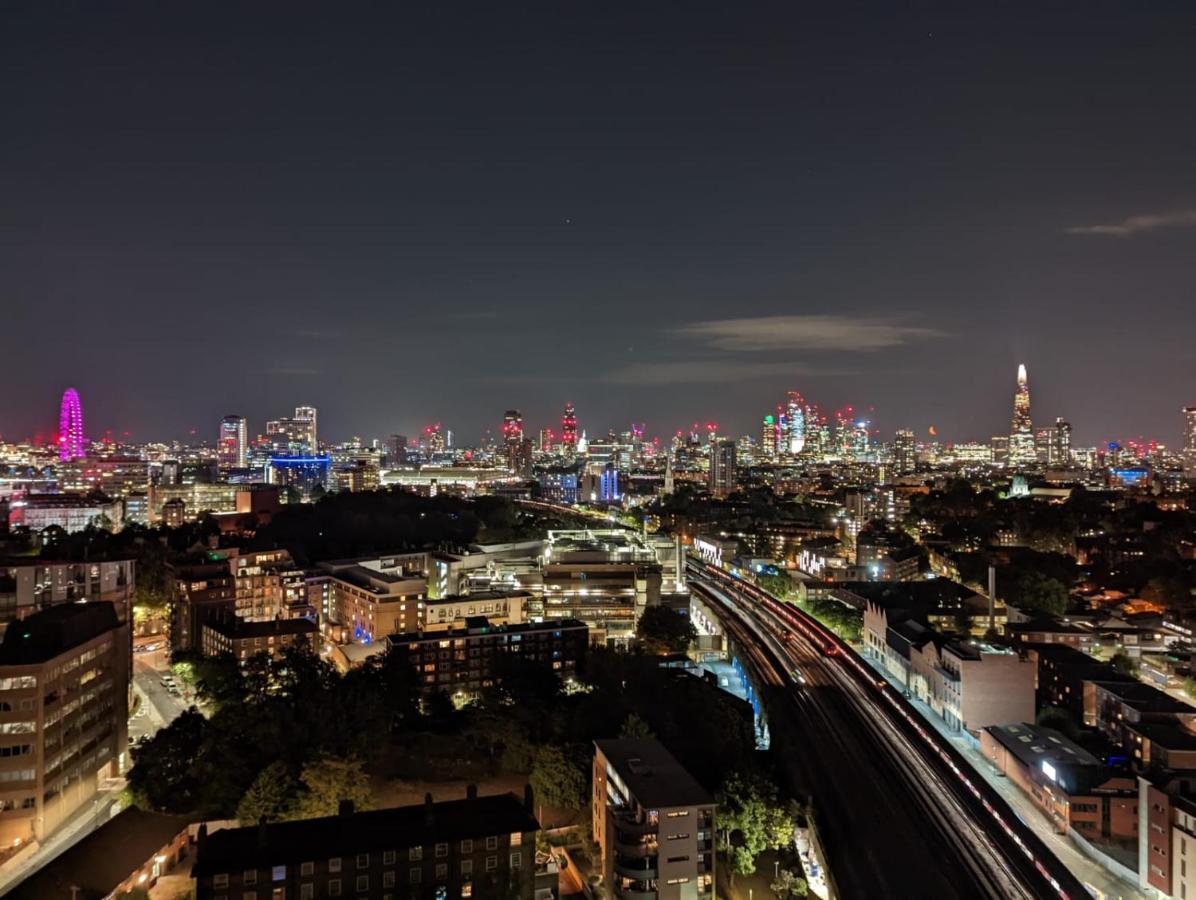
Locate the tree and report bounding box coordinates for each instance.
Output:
[194,652,246,710]
[757,572,795,600]
[619,713,654,739]
[1010,571,1068,617]
[292,754,373,820]
[126,709,207,813]
[635,606,697,655]
[1035,705,1079,740]
[715,772,793,880]
[237,761,299,824]
[1110,652,1140,679]
[770,868,809,899]
[529,745,587,814]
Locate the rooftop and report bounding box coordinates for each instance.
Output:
[0,602,120,665]
[194,793,538,875]
[204,615,318,640]
[986,722,1102,771]
[8,806,191,900]
[595,738,714,809]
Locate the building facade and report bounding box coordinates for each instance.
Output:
[592,738,716,900]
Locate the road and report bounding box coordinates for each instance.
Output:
[690,566,1088,900]
[131,644,189,740]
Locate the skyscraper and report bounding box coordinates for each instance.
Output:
[1008,364,1035,467]
[894,429,916,475]
[218,415,248,468]
[708,438,737,497]
[1184,407,1196,478]
[503,410,530,474]
[760,414,778,460]
[560,402,578,448]
[784,392,806,455]
[58,388,85,461]
[1047,417,1072,468]
[294,405,318,451]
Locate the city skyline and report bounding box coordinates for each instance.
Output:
[4,5,1196,444]
[9,366,1192,451]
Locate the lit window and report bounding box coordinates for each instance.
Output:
[509,832,522,846]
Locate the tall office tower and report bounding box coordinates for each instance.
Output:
[784,391,806,455]
[894,429,916,474]
[991,435,1010,464]
[1008,364,1036,467]
[708,437,738,497]
[293,405,318,451]
[538,428,555,452]
[218,415,248,468]
[502,409,524,470]
[422,423,446,454]
[561,402,579,448]
[1034,426,1052,464]
[1047,417,1072,467]
[58,388,85,461]
[760,414,779,460]
[1184,407,1196,478]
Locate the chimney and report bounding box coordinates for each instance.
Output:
[338,799,355,817]
[424,793,435,828]
[987,565,997,629]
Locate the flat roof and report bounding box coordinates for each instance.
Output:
[0,602,120,665]
[204,616,318,640]
[595,738,713,809]
[986,722,1102,770]
[194,794,538,874]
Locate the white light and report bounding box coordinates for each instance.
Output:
[1041,760,1057,783]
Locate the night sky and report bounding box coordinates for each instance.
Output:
[4,3,1196,447]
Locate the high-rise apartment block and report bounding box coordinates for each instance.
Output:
[218,415,248,468]
[592,738,716,900]
[707,439,737,497]
[0,602,129,848]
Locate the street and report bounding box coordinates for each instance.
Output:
[130,643,189,741]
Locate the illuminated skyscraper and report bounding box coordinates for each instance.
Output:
[1008,364,1035,467]
[1048,417,1072,467]
[294,405,318,451]
[1183,407,1196,478]
[708,438,737,497]
[894,429,916,474]
[503,410,531,475]
[560,402,578,448]
[58,388,85,461]
[784,392,806,455]
[218,415,248,468]
[760,414,778,460]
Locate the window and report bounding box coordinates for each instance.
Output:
[485,856,498,872]
[356,875,369,892]
[667,856,690,863]
[244,871,258,885]
[461,885,473,898]
[330,857,343,873]
[410,868,423,884]
[383,850,396,865]
[329,879,342,896]
[461,839,473,853]
[509,832,522,847]
[383,871,396,888]
[300,886,314,900]
[300,862,314,876]
[357,853,370,869]
[436,864,448,879]
[510,852,521,870]
[215,875,230,889]
[272,865,286,882]
[485,836,498,851]
[409,847,423,861]
[242,893,257,900]
[667,877,691,885]
[461,860,472,876]
[436,842,448,858]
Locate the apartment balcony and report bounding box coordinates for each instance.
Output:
[614,857,657,882]
[613,836,655,859]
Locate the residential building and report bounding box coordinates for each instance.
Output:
[0,603,129,848]
[201,614,319,663]
[194,790,542,900]
[592,738,716,900]
[981,723,1137,840]
[0,558,135,634]
[423,592,530,632]
[707,438,737,497]
[168,561,237,653]
[318,554,429,644]
[8,806,193,900]
[8,492,122,533]
[387,617,587,699]
[864,599,1035,733]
